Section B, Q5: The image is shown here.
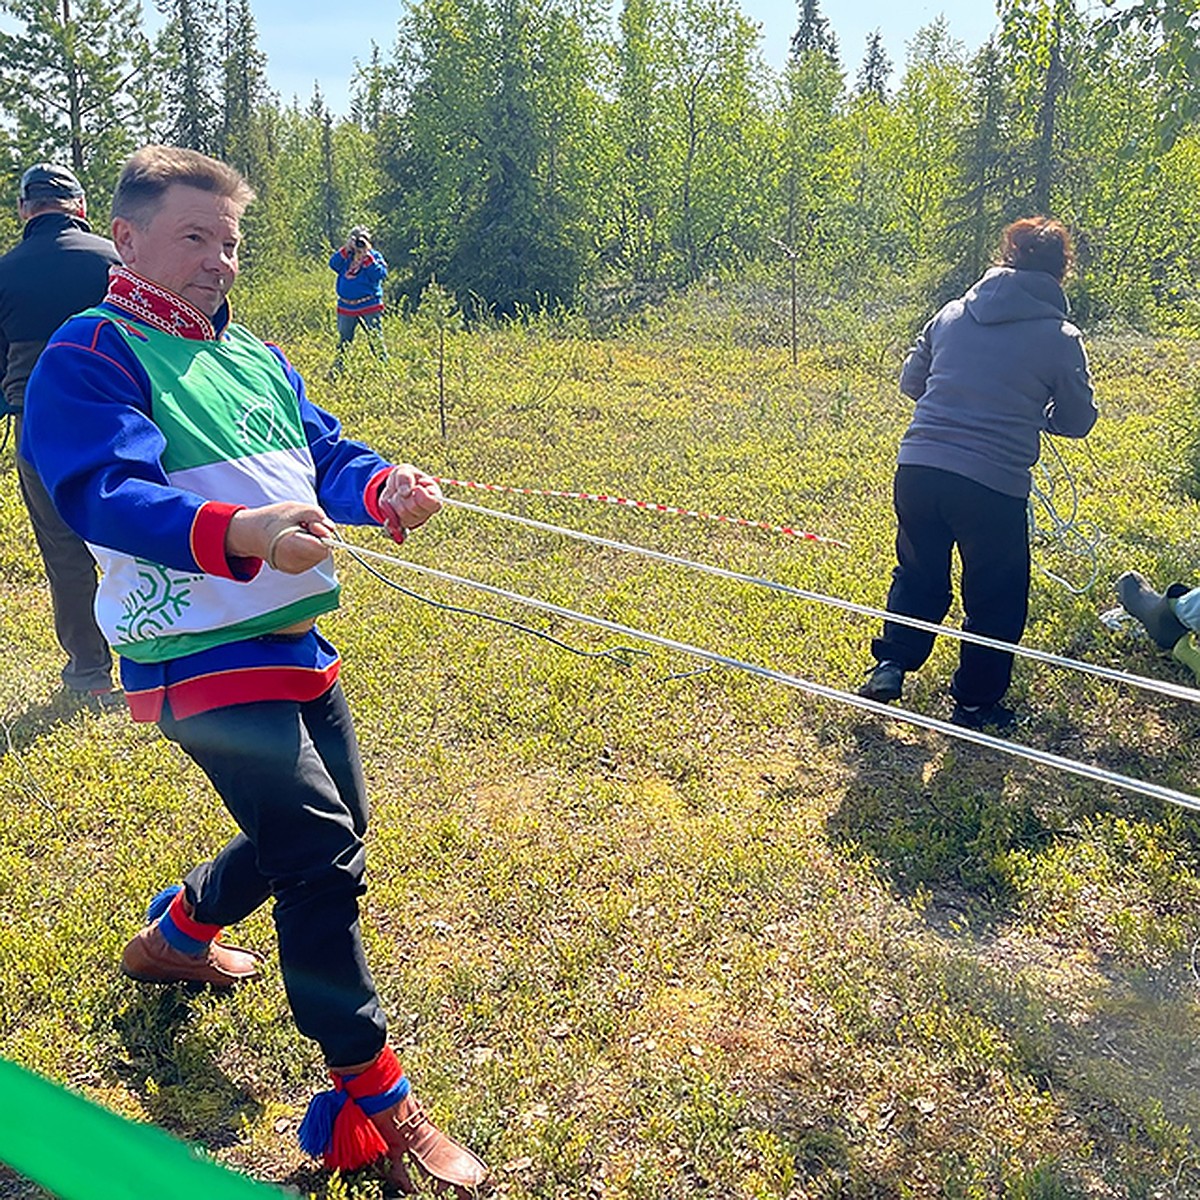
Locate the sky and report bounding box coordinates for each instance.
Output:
[248,0,1003,118]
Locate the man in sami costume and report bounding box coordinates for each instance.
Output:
[22,145,487,1197]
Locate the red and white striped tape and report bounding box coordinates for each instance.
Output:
[433,477,848,547]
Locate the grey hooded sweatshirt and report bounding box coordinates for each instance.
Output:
[896,266,1096,498]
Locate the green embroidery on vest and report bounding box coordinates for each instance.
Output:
[82,307,341,663]
[116,560,204,642]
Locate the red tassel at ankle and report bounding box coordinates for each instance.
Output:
[297,1046,410,1171]
[327,1110,385,1171]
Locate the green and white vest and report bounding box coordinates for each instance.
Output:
[87,313,340,663]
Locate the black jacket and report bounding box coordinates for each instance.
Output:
[0,212,119,414]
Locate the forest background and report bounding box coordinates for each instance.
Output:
[0,0,1198,330]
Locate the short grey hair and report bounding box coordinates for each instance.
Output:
[112,145,255,226]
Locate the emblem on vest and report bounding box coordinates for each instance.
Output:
[118,561,203,642]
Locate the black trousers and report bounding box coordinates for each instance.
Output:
[158,683,387,1068]
[871,465,1030,708]
[16,439,112,692]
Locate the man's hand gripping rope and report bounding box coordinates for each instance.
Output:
[224,466,443,573]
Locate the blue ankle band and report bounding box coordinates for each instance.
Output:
[354,1076,411,1117]
[157,909,209,956]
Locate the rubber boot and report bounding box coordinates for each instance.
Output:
[1116,571,1189,649]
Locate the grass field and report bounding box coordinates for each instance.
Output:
[2,276,1200,1198]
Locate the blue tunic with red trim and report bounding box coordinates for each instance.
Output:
[22,266,396,722]
[328,247,386,318]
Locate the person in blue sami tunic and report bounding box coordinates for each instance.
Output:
[22,144,487,1199]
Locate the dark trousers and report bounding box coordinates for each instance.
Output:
[335,312,387,360]
[872,465,1030,708]
[16,442,112,692]
[158,683,387,1068]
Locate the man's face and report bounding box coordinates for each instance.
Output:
[112,184,242,317]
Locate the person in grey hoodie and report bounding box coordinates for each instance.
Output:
[860,217,1097,729]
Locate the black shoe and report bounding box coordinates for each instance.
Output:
[66,685,125,712]
[1116,571,1188,649]
[859,661,905,703]
[950,701,1016,731]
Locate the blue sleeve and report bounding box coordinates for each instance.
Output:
[899,317,934,400]
[22,317,216,573]
[329,248,349,275]
[267,346,393,524]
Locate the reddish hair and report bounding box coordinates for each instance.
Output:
[999,217,1073,281]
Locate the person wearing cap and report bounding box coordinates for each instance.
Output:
[0,162,120,706]
[21,145,488,1198]
[328,224,388,373]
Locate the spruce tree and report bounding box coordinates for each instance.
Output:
[949,38,1017,285]
[0,0,158,189]
[158,0,219,152]
[856,29,891,101]
[218,0,267,177]
[790,0,837,63]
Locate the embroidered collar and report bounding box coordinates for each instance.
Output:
[104,266,231,341]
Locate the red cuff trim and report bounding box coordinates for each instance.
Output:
[363,466,392,526]
[168,889,223,943]
[337,1046,405,1096]
[192,502,262,580]
[364,467,406,545]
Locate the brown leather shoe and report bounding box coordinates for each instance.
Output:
[121,922,263,988]
[370,1093,489,1198]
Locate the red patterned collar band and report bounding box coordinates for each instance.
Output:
[104,265,231,341]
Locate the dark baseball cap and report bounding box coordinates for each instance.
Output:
[18,163,85,201]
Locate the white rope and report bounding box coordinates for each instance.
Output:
[1028,438,1103,596]
[441,497,1200,706]
[326,537,1200,813]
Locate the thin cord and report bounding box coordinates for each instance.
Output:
[325,537,1200,813]
[440,497,1200,706]
[2,719,56,813]
[340,542,649,669]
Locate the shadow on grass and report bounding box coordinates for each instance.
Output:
[798,708,1200,1194]
[0,688,117,759]
[823,717,1053,922]
[1047,951,1200,1145]
[826,688,1200,914]
[106,984,263,1149]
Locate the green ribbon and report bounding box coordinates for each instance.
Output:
[0,1058,286,1199]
